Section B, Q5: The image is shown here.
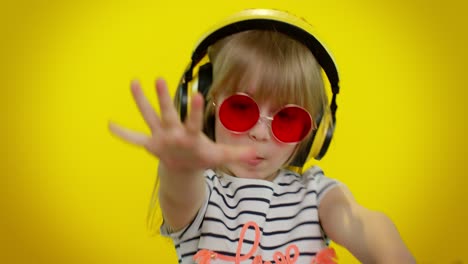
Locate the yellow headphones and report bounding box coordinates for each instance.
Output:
[175,9,340,167]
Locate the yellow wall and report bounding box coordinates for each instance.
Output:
[2,0,467,263]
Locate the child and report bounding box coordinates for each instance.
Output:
[109,9,415,264]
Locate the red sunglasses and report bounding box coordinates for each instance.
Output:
[217,93,315,143]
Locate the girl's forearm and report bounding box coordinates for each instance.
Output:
[157,163,206,231]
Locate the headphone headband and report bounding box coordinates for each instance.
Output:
[186,9,339,95]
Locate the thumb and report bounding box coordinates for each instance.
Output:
[211,144,257,166]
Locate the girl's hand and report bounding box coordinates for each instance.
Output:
[108,78,255,173]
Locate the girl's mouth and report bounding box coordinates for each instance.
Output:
[246,157,265,166]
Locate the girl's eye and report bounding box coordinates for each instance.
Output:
[276,110,296,121]
[229,101,256,113]
[231,102,249,110]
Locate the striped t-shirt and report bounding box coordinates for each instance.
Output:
[161,166,339,264]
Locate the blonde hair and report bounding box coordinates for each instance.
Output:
[204,30,329,166]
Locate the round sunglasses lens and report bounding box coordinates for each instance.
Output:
[271,106,312,143]
[219,95,259,132]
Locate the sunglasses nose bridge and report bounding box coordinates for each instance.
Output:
[246,114,273,139]
[257,115,273,127]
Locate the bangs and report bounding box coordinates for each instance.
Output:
[208,30,321,110]
[222,54,310,109]
[252,65,312,109]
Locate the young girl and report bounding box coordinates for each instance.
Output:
[109,9,415,264]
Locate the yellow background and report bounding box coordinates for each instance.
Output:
[2,0,467,263]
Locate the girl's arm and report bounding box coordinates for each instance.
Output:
[109,78,255,231]
[319,185,415,263]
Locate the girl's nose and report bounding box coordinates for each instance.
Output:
[248,116,272,142]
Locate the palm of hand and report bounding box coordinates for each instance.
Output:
[109,78,255,173]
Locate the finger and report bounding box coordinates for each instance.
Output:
[130,80,161,133]
[155,78,180,127]
[185,92,204,134]
[209,144,257,166]
[108,121,149,146]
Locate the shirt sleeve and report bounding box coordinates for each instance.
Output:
[303,166,341,206]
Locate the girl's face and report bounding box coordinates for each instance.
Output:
[214,94,298,181]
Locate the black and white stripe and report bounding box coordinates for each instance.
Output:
[161,166,339,264]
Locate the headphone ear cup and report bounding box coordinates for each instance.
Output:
[175,77,189,122]
[197,63,215,140]
[197,63,213,101]
[174,62,212,122]
[310,111,335,160]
